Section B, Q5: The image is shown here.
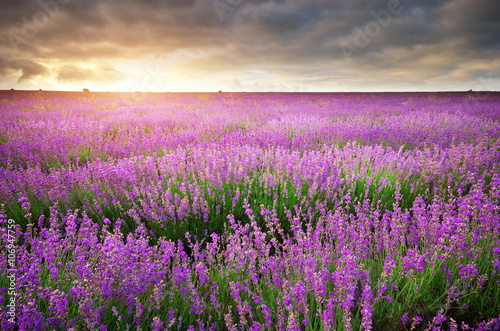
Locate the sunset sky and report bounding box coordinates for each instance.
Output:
[1,0,499,92]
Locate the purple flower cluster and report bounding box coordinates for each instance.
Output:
[0,91,500,329]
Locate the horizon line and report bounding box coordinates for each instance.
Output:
[1,89,499,93]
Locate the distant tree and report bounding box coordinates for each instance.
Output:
[83,88,90,92]
[39,89,43,91]
[10,88,14,91]
[219,90,223,93]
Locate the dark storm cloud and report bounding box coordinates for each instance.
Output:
[0,0,498,90]
[439,0,500,50]
[0,56,47,82]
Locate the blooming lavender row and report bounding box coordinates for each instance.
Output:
[1,140,499,229]
[1,92,499,170]
[1,182,499,330]
[1,91,500,330]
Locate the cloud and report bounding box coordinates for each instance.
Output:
[0,0,498,91]
[57,64,123,83]
[0,56,48,82]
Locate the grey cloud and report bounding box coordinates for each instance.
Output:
[0,56,48,81]
[0,0,499,91]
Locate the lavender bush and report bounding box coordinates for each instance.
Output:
[1,91,500,330]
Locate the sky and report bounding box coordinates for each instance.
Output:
[0,0,499,92]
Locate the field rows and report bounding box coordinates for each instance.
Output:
[1,91,500,330]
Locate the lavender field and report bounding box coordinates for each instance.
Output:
[1,90,500,330]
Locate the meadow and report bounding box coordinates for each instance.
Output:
[1,90,500,330]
